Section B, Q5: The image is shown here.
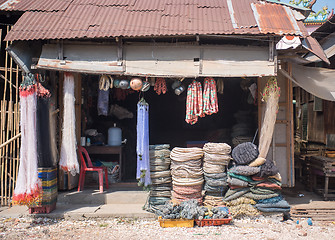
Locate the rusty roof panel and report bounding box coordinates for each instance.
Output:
[128,0,166,11]
[232,0,258,28]
[252,2,305,36]
[197,0,227,8]
[72,0,136,6]
[5,0,310,41]
[86,8,162,38]
[160,6,234,36]
[302,36,330,64]
[165,0,200,5]
[0,0,72,12]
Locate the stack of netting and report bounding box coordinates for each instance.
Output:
[224,142,290,217]
[231,111,256,147]
[149,144,172,207]
[202,143,231,207]
[170,147,204,204]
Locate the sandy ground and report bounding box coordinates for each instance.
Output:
[1,216,335,240]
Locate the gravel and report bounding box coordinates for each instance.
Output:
[0,215,335,240]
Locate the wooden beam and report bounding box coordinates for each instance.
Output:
[0,133,21,149]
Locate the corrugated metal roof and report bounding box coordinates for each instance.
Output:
[232,0,258,28]
[128,0,166,11]
[5,0,309,41]
[0,0,72,12]
[252,2,304,36]
[72,0,136,6]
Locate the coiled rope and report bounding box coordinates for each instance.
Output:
[170,147,204,161]
[170,147,204,204]
[202,143,231,207]
[147,144,172,208]
[99,75,113,91]
[203,195,225,207]
[203,142,231,155]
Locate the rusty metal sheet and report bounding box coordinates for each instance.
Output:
[72,0,136,6]
[231,0,258,28]
[128,0,166,11]
[252,1,305,36]
[302,36,330,65]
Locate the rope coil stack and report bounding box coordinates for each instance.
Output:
[224,142,290,217]
[202,143,231,207]
[149,144,172,206]
[231,111,255,147]
[170,147,204,204]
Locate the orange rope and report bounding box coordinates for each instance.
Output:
[154,78,167,95]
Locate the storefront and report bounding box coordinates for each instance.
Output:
[16,39,293,188]
[4,0,321,209]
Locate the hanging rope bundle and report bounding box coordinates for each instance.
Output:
[170,147,204,204]
[59,72,79,176]
[99,75,113,90]
[35,74,51,98]
[185,80,204,125]
[136,98,151,186]
[154,78,167,95]
[12,74,42,206]
[203,77,218,115]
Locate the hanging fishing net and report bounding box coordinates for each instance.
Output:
[12,74,42,206]
[59,72,79,176]
[250,77,280,167]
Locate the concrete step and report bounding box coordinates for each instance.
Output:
[58,186,149,205]
[0,203,156,219]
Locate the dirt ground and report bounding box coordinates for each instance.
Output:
[1,216,335,240]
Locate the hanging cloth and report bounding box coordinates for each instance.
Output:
[203,77,219,115]
[59,72,79,176]
[185,80,204,125]
[136,98,151,186]
[12,74,42,206]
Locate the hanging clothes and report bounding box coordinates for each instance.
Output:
[185,80,204,125]
[12,75,42,206]
[203,77,219,115]
[59,72,79,176]
[136,98,151,186]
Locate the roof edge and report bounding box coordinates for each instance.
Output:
[265,0,312,17]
